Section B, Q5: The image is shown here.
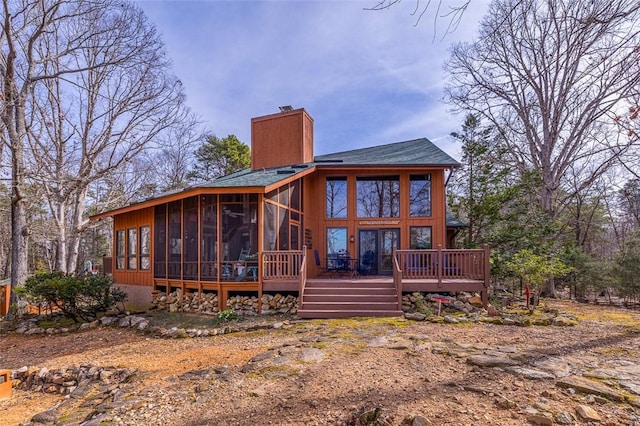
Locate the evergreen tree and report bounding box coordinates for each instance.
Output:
[189,135,251,181]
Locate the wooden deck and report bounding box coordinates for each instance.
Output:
[146,247,490,318]
[263,246,490,318]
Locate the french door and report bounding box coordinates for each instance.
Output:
[358,228,400,275]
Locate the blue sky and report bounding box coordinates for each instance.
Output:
[136,0,489,158]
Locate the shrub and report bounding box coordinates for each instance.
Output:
[16,272,127,322]
[216,309,238,322]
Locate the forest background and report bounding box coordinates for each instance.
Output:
[1,0,640,302]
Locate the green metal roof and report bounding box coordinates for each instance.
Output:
[200,164,312,188]
[200,137,459,189]
[314,138,460,167]
[92,137,461,218]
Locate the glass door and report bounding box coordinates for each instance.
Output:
[358,230,378,275]
[380,229,400,274]
[358,228,400,275]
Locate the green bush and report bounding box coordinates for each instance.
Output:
[16,272,127,322]
[216,309,238,322]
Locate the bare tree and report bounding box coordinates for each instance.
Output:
[1,0,189,279]
[365,0,471,38]
[445,0,640,295]
[146,115,204,192]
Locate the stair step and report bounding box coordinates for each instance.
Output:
[304,287,397,296]
[301,302,399,311]
[299,279,401,318]
[303,294,397,303]
[297,309,404,319]
[305,281,395,288]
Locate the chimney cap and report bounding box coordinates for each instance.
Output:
[278,105,293,112]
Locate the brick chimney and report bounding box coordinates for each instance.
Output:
[251,107,314,170]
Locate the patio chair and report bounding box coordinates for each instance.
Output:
[314,249,329,275]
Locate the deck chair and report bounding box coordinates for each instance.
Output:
[238,248,250,261]
[359,250,375,275]
[314,249,329,275]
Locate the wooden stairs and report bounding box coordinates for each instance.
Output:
[297,278,403,319]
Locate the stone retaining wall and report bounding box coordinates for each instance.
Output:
[10,365,135,395]
[402,291,483,314]
[151,291,298,316]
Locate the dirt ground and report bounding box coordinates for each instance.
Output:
[1,299,640,425]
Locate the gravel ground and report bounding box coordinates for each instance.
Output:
[1,299,640,425]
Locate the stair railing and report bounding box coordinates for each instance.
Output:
[392,247,403,309]
[298,246,307,311]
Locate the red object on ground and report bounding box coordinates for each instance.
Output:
[430,295,451,316]
[0,369,11,400]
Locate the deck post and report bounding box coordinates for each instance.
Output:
[437,245,442,288]
[482,244,490,307]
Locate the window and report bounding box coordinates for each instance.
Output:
[278,207,289,250]
[127,228,137,270]
[116,230,125,270]
[326,177,347,218]
[410,175,432,217]
[168,201,181,279]
[200,195,217,280]
[154,204,167,278]
[183,196,198,280]
[410,227,432,249]
[357,176,400,218]
[140,226,150,270]
[290,180,300,211]
[326,227,348,255]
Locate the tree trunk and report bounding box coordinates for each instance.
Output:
[55,202,68,273]
[540,184,557,297]
[66,186,89,274]
[10,144,29,287]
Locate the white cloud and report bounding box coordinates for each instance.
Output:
[137,0,489,158]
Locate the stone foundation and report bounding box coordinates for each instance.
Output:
[151,291,298,316]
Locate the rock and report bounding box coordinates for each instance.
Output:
[31,409,59,424]
[298,348,324,362]
[100,316,117,326]
[526,413,553,426]
[554,411,575,425]
[556,376,625,401]
[250,350,275,362]
[552,316,578,327]
[495,395,517,409]
[401,415,432,426]
[478,316,503,325]
[444,315,459,324]
[533,401,552,412]
[129,316,147,327]
[466,355,520,368]
[405,312,427,321]
[506,366,556,380]
[532,317,552,326]
[486,304,500,316]
[575,405,601,422]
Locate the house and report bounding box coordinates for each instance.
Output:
[91,108,489,318]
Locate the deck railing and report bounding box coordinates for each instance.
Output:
[392,248,403,308]
[396,245,490,288]
[263,250,304,280]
